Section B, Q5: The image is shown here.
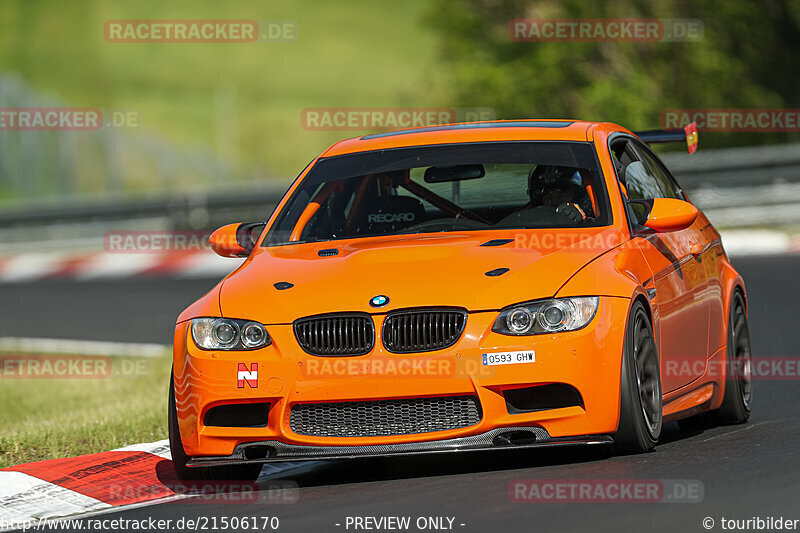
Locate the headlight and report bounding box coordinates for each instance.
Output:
[191,318,271,350]
[492,297,599,335]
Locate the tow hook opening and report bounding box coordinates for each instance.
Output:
[243,445,274,461]
[492,430,539,446]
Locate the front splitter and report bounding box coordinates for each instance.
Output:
[186,427,613,467]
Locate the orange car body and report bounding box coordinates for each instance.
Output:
[173,120,745,463]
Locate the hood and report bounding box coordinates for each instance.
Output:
[219,228,622,323]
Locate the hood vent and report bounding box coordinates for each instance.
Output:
[480,238,515,247]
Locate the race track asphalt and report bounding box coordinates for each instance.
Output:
[4,254,799,533]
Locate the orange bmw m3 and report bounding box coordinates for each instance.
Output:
[169,120,752,480]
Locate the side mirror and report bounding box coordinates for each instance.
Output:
[209,222,265,258]
[632,198,698,232]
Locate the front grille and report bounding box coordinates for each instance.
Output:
[289,396,482,437]
[382,308,467,353]
[294,313,374,356]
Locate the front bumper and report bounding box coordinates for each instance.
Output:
[173,296,629,460]
[187,427,613,466]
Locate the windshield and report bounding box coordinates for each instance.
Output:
[264,141,610,247]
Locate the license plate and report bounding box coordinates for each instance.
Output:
[482,350,535,366]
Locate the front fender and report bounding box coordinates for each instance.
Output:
[555,239,653,302]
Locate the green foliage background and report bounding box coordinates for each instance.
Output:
[425,0,800,148]
[0,0,797,198]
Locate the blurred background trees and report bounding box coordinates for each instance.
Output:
[0,0,798,203]
[425,0,800,147]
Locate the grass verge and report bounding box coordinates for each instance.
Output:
[0,352,171,468]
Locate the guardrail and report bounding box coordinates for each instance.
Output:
[0,72,243,203]
[0,142,798,241]
[0,184,287,227]
[661,142,800,228]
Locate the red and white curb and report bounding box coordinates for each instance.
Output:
[0,250,244,283]
[0,441,319,531]
[718,230,800,256]
[0,230,797,284]
[0,441,172,529]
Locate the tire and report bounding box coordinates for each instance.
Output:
[712,291,752,425]
[169,373,261,482]
[613,301,662,454]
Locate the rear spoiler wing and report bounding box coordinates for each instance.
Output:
[633,121,698,154]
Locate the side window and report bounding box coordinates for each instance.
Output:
[610,137,663,226]
[618,142,662,201]
[624,160,663,200]
[635,144,683,200]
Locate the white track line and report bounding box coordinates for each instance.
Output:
[0,494,192,533]
[112,440,172,459]
[0,337,169,357]
[0,471,110,527]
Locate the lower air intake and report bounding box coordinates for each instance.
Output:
[503,384,584,414]
[204,402,270,428]
[289,396,482,437]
